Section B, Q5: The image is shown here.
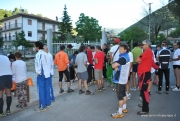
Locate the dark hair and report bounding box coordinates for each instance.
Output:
[96,45,101,50]
[120,44,129,53]
[8,54,15,60]
[67,44,73,48]
[60,45,65,50]
[15,51,22,58]
[73,51,78,55]
[133,42,138,47]
[156,45,161,48]
[90,46,95,49]
[34,41,44,49]
[162,41,167,46]
[79,45,86,52]
[103,43,107,47]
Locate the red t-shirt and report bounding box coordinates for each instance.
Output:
[138,48,159,75]
[87,49,93,64]
[94,51,105,70]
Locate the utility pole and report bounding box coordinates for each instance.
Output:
[148,3,152,41]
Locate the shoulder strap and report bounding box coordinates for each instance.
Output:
[112,45,120,61]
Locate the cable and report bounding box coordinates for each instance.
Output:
[142,0,148,6]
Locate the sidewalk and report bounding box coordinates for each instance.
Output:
[4,68,82,114]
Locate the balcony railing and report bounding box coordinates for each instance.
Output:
[2,36,16,41]
[2,23,22,31]
[38,26,59,32]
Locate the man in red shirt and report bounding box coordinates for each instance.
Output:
[86,45,93,85]
[94,45,105,92]
[136,40,159,115]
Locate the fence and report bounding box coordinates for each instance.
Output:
[52,40,101,54]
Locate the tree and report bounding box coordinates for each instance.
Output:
[140,4,173,41]
[39,37,47,44]
[168,0,180,25]
[168,28,180,38]
[120,27,147,43]
[75,13,102,41]
[12,31,33,57]
[58,5,73,41]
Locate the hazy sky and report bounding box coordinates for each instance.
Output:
[1,0,168,29]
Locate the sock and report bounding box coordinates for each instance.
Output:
[122,104,126,110]
[176,85,179,89]
[60,88,63,90]
[118,108,122,114]
[6,96,12,111]
[0,98,3,114]
[68,87,70,90]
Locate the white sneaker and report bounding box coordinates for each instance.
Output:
[126,93,131,100]
[139,96,142,101]
[172,87,180,91]
[130,87,137,91]
[171,86,176,89]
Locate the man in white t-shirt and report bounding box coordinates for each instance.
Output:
[172,42,180,91]
[110,38,120,63]
[0,55,12,116]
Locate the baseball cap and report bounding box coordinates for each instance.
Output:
[114,38,120,44]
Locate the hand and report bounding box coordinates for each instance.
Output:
[136,57,141,63]
[169,58,173,62]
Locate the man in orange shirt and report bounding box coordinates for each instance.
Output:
[54,45,74,93]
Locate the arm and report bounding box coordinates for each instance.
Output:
[152,60,159,70]
[173,55,180,61]
[12,62,16,77]
[112,57,126,69]
[110,52,113,63]
[35,54,42,75]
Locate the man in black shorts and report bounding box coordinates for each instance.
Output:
[0,55,12,117]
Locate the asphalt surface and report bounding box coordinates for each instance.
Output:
[1,65,180,121]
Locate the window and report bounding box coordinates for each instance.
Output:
[28,19,32,25]
[42,23,45,30]
[15,20,17,27]
[4,23,6,30]
[28,31,32,37]
[53,25,55,32]
[42,33,45,39]
[9,22,10,29]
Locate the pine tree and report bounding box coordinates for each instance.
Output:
[58,4,73,41]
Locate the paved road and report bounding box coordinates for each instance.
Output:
[1,64,180,121]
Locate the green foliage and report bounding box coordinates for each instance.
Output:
[168,0,180,24]
[39,37,47,44]
[75,13,102,41]
[168,28,180,38]
[58,5,73,41]
[12,31,33,50]
[120,27,147,43]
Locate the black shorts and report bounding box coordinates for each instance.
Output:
[0,75,12,90]
[128,72,132,81]
[132,64,138,72]
[173,65,180,69]
[116,84,126,100]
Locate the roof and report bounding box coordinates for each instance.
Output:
[167,37,180,41]
[0,13,61,24]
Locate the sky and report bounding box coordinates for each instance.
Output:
[0,0,168,30]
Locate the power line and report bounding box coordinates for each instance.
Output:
[142,0,148,6]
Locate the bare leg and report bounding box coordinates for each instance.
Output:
[101,78,104,87]
[59,82,62,88]
[126,81,130,94]
[174,68,180,86]
[147,81,152,91]
[97,80,101,89]
[84,80,88,90]
[132,72,137,88]
[78,79,82,90]
[67,82,70,88]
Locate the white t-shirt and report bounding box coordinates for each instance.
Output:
[0,55,12,76]
[173,48,180,65]
[128,52,133,72]
[110,45,120,62]
[151,50,156,73]
[12,60,27,83]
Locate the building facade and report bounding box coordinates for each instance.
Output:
[0,13,60,50]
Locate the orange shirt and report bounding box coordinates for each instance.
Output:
[54,51,69,71]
